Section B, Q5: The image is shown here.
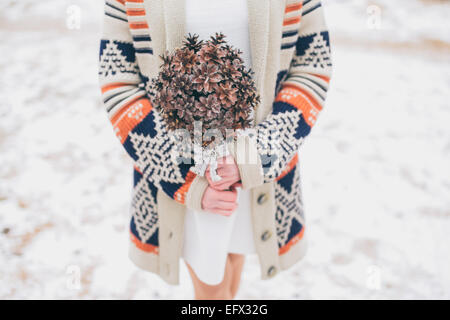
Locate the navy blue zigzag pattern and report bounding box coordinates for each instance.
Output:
[258,101,311,176]
[99,40,137,63]
[130,169,159,246]
[294,31,331,69]
[123,109,194,200]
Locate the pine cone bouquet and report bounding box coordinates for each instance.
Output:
[149,32,260,181]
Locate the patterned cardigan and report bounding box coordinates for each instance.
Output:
[98,0,332,285]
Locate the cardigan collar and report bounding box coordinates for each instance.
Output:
[162,0,270,92]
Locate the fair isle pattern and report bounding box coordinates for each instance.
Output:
[275,164,305,249]
[99,40,147,118]
[280,0,325,52]
[110,97,152,144]
[99,0,196,221]
[274,69,289,98]
[130,169,160,251]
[258,0,332,184]
[291,32,331,70]
[99,41,140,79]
[281,1,303,50]
[256,109,304,181]
[283,30,331,107]
[258,83,324,183]
[131,173,159,243]
[129,111,185,187]
[125,0,154,55]
[275,153,299,181]
[278,85,322,126]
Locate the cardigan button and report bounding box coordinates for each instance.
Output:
[261,230,272,241]
[267,265,277,277]
[168,231,173,239]
[257,193,268,205]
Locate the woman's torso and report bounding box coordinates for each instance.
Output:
[185,0,253,69]
[182,0,257,285]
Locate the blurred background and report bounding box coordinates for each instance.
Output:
[0,0,449,299]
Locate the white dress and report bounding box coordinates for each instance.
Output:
[182,0,257,285]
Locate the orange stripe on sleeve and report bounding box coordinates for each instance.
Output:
[111,98,153,144]
[283,16,301,26]
[101,82,130,94]
[275,84,322,127]
[285,2,302,13]
[129,21,149,29]
[312,73,330,83]
[126,9,146,16]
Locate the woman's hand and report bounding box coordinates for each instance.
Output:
[205,155,241,191]
[201,186,238,216]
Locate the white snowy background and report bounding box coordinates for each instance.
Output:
[0,0,449,299]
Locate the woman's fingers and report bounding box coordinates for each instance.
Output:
[201,177,240,216]
[206,169,234,184]
[210,208,234,216]
[217,166,238,178]
[206,161,239,178]
[212,201,237,210]
[203,186,237,202]
[206,173,237,190]
[208,171,239,188]
[216,166,230,175]
[218,189,238,202]
[205,201,237,216]
[210,180,235,190]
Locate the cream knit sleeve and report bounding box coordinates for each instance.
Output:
[98,0,208,209]
[233,0,333,189]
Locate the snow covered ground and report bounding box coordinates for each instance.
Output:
[0,0,449,299]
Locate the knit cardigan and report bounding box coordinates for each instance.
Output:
[98,0,332,285]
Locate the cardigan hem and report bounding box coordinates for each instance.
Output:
[128,241,159,271]
[279,235,308,271]
[128,241,180,285]
[128,232,308,286]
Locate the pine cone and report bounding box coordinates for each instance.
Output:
[149,32,260,147]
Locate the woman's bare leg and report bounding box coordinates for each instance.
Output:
[228,253,245,299]
[185,258,233,300]
[184,253,245,300]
